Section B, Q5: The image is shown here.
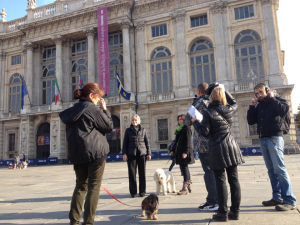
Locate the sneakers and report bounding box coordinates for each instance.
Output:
[275,203,296,211]
[262,199,282,206]
[199,202,219,211]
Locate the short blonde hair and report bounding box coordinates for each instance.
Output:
[209,87,227,106]
[131,114,141,124]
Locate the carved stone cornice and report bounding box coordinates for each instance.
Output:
[0,51,7,61]
[119,20,132,30]
[22,41,36,51]
[83,27,96,37]
[136,21,145,32]
[261,0,279,10]
[209,1,228,15]
[51,34,64,45]
[170,10,186,24]
[64,38,72,48]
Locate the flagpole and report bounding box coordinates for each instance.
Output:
[21,75,32,108]
[55,71,64,104]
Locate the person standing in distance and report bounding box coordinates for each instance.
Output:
[59,83,113,225]
[122,114,151,198]
[247,83,296,211]
[184,83,218,211]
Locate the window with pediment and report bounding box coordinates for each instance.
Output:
[234,30,264,82]
[9,74,22,113]
[190,40,216,88]
[150,47,173,94]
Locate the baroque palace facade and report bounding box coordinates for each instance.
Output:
[0,0,298,161]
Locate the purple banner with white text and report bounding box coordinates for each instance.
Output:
[97,7,110,94]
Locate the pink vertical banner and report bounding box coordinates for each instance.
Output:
[97,7,110,94]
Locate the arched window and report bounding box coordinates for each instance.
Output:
[109,52,123,97]
[9,74,22,113]
[71,59,88,96]
[190,40,216,87]
[42,64,56,105]
[150,47,173,94]
[234,30,264,82]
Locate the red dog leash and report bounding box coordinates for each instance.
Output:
[101,185,145,207]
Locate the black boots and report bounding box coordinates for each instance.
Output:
[213,212,228,222]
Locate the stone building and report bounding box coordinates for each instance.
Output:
[0,0,299,161]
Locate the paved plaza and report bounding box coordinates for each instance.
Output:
[0,155,300,225]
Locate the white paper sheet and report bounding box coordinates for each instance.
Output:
[187,105,203,122]
[219,84,225,92]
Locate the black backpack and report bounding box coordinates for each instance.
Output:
[277,97,291,134]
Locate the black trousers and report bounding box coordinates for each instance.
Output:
[181,164,190,182]
[127,154,146,195]
[213,165,241,214]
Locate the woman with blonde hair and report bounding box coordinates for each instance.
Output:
[192,87,244,222]
[122,114,151,197]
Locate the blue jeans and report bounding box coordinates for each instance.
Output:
[260,136,296,205]
[199,153,218,205]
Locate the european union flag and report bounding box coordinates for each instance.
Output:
[21,76,28,110]
[116,67,132,101]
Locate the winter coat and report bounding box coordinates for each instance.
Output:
[247,96,289,138]
[122,124,151,156]
[184,95,210,154]
[59,99,113,165]
[193,91,244,171]
[171,125,195,165]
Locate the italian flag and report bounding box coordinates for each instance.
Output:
[55,75,60,105]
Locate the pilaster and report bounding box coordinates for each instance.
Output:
[0,122,3,160]
[120,104,136,147]
[84,27,96,83]
[63,39,72,102]
[0,51,7,114]
[23,41,35,109]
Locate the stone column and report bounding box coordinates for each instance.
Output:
[84,27,96,83]
[170,10,189,97]
[52,35,64,105]
[119,20,132,92]
[136,21,147,101]
[261,0,285,86]
[0,122,3,160]
[210,1,232,90]
[33,46,42,106]
[63,39,72,102]
[0,51,6,114]
[23,41,35,108]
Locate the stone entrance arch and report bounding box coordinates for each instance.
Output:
[36,123,50,158]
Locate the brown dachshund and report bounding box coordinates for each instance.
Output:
[141,194,159,220]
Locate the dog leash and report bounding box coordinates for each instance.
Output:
[162,159,171,170]
[101,185,146,207]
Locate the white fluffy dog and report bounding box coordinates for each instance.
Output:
[153,169,176,195]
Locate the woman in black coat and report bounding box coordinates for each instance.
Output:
[122,114,151,198]
[192,87,244,222]
[171,114,195,195]
[59,83,113,225]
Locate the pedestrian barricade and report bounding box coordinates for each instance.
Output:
[113,153,123,161]
[107,154,113,162]
[151,152,158,159]
[37,158,48,165]
[159,151,169,158]
[0,160,4,166]
[28,159,37,165]
[5,160,14,165]
[247,147,262,156]
[240,148,248,156]
[49,157,58,164]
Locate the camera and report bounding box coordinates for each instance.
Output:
[208,82,219,95]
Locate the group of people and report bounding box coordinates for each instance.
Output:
[59,81,296,224]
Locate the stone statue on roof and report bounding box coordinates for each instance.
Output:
[28,0,37,9]
[1,8,7,22]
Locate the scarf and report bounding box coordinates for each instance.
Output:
[175,124,184,135]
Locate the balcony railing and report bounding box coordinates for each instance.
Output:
[234,80,269,92]
[6,17,27,31]
[147,92,175,102]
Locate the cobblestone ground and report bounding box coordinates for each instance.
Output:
[0,155,300,225]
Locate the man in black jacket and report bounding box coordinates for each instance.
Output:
[247,83,296,211]
[184,83,218,211]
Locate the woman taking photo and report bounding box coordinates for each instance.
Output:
[122,114,151,198]
[59,83,113,225]
[192,87,244,222]
[171,114,195,195]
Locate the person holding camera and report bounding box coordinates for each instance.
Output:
[184,83,218,211]
[247,83,296,211]
[192,87,244,221]
[59,83,113,225]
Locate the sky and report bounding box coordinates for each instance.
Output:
[1,0,299,113]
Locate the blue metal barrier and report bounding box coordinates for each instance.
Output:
[49,157,58,164]
[240,148,248,156]
[37,158,48,165]
[159,151,169,158]
[247,147,262,156]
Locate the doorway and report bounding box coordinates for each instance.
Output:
[36,123,50,158]
[106,115,121,154]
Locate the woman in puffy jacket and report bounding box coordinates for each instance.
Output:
[192,87,244,222]
[59,83,113,225]
[122,114,151,198]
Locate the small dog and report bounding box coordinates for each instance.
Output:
[142,194,159,220]
[153,169,176,195]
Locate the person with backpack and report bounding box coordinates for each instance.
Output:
[247,83,296,211]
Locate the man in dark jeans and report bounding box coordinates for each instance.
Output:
[247,83,296,211]
[184,83,218,211]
